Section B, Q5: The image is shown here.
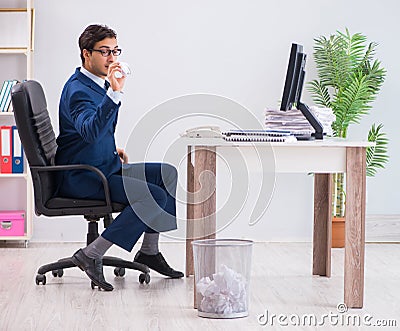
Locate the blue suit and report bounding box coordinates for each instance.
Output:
[55,68,177,251]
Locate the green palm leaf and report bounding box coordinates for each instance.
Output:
[338,28,367,66]
[307,80,331,107]
[332,73,371,136]
[367,124,389,177]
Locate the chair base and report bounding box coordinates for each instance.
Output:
[35,256,150,286]
[35,216,151,287]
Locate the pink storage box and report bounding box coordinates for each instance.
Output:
[0,210,25,236]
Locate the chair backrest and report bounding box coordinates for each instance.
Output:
[11,80,57,166]
[11,80,58,207]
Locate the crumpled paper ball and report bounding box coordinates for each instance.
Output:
[310,106,336,136]
[196,264,247,315]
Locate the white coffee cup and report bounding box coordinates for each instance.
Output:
[114,62,131,78]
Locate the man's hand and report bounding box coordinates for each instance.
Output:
[107,62,126,92]
[117,147,128,164]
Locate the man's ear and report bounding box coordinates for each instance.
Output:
[82,49,91,62]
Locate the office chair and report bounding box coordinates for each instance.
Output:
[11,80,150,288]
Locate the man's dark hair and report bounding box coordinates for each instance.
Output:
[79,24,117,64]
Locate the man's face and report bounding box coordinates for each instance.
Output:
[83,37,119,78]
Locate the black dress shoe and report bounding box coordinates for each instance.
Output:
[134,251,184,278]
[71,249,114,291]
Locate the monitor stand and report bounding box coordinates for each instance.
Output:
[297,102,324,139]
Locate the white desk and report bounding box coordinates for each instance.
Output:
[184,137,371,309]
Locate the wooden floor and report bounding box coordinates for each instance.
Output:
[0,242,399,331]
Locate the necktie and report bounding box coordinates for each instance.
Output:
[104,80,110,91]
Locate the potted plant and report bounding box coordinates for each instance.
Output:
[307,28,389,247]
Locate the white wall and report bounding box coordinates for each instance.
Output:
[29,0,399,242]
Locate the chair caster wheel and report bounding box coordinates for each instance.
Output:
[52,269,64,277]
[114,267,126,277]
[36,274,46,285]
[139,273,150,284]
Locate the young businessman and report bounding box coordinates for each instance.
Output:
[55,24,183,291]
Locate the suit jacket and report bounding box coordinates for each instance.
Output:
[55,68,121,198]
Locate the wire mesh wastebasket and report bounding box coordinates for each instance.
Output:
[192,239,253,318]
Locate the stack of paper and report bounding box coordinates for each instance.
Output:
[264,108,314,138]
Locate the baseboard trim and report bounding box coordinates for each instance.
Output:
[366,214,400,242]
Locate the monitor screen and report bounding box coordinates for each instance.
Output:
[280,43,304,111]
[279,43,324,139]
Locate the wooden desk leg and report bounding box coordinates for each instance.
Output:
[186,146,195,277]
[193,146,216,243]
[313,173,332,277]
[344,147,366,308]
[185,146,216,309]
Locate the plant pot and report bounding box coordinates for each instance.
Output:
[332,217,345,248]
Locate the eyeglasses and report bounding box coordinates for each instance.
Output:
[90,48,122,57]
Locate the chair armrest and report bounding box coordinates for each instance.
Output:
[30,164,112,207]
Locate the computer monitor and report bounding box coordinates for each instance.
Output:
[280,43,323,139]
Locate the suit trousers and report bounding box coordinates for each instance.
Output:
[97,163,178,252]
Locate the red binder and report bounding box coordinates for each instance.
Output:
[0,126,12,173]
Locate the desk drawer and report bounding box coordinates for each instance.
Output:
[0,211,25,236]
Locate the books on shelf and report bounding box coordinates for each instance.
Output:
[0,125,24,173]
[0,79,18,112]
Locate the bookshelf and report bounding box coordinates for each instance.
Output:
[0,0,34,246]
